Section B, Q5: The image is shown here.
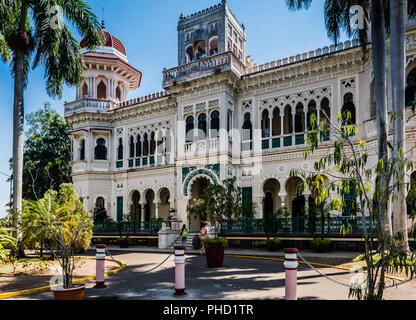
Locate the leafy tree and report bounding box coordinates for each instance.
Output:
[10,103,72,201]
[187,177,243,236]
[22,183,93,255]
[0,0,104,246]
[293,112,416,300]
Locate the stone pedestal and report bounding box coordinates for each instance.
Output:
[158,230,180,249]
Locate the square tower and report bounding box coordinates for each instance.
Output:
[177,0,246,66]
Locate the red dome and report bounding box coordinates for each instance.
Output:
[80,21,127,56]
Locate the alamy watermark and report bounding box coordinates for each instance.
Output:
[350,5,365,30]
[48,5,64,30]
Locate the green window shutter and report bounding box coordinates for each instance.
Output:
[117,197,123,222]
[242,187,253,218]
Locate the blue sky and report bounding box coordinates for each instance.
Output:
[0,0,349,217]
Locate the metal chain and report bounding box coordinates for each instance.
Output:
[297,252,366,288]
[105,248,123,267]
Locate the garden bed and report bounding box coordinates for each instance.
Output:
[0,255,120,294]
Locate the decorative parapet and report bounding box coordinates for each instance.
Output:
[64,98,114,117]
[162,52,245,88]
[245,39,360,76]
[179,2,225,23]
[115,90,171,110]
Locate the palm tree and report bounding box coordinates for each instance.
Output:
[285,0,394,235]
[390,0,408,250]
[0,0,104,248]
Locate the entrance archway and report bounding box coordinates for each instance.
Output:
[131,191,141,222]
[262,178,281,218]
[144,189,155,222]
[286,177,305,233]
[188,176,211,232]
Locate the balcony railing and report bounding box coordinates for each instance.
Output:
[261,131,330,152]
[184,138,219,157]
[220,217,378,235]
[119,153,172,169]
[163,52,246,88]
[64,98,115,116]
[93,220,171,235]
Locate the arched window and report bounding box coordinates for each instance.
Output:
[117,138,123,160]
[143,134,149,156]
[97,81,107,99]
[295,103,304,133]
[186,45,194,63]
[209,37,218,56]
[94,197,107,222]
[116,86,121,101]
[195,40,206,60]
[272,107,281,136]
[283,105,292,134]
[406,68,416,106]
[79,139,85,161]
[341,93,356,125]
[95,138,107,160]
[307,100,317,131]
[261,109,270,138]
[227,110,233,134]
[198,113,207,140]
[210,111,220,138]
[136,135,141,157]
[320,98,331,124]
[186,116,194,143]
[82,83,88,97]
[150,132,156,155]
[129,136,135,158]
[242,112,253,141]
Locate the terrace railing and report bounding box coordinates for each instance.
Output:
[93,220,171,235]
[220,216,378,235]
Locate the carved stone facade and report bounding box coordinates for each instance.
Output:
[65,2,416,231]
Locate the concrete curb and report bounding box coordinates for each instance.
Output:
[0,257,127,300]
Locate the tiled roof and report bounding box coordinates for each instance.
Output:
[80,22,127,56]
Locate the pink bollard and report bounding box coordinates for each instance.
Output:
[173,245,187,297]
[94,244,107,289]
[284,248,299,300]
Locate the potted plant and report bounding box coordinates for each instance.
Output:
[187,178,243,268]
[202,237,228,267]
[311,237,333,253]
[23,183,93,300]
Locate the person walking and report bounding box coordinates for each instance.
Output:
[180,224,188,246]
[200,222,209,255]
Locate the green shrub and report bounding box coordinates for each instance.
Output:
[311,238,332,251]
[266,238,282,246]
[202,237,228,248]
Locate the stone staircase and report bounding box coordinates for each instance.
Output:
[170,233,200,249]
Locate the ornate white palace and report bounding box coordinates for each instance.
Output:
[65,1,416,232]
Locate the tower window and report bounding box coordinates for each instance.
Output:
[209,37,218,56]
[82,83,88,98]
[97,81,107,99]
[95,138,107,160]
[116,86,121,101]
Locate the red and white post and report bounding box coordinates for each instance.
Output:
[94,244,107,289]
[284,248,298,300]
[173,245,187,296]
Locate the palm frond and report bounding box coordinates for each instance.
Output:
[0,33,11,62]
[56,0,104,49]
[286,0,313,11]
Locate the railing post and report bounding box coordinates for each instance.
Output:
[173,245,187,297]
[94,244,107,289]
[284,248,299,300]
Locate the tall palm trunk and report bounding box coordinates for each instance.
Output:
[390,0,408,250]
[372,0,392,237]
[12,49,25,245]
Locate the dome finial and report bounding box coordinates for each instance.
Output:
[101,0,105,29]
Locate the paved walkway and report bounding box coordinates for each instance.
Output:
[9,249,416,300]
